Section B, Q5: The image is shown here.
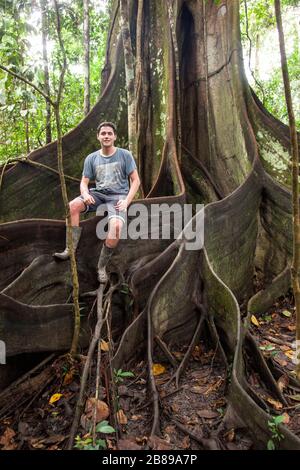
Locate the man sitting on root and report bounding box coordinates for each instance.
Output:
[54,121,140,284]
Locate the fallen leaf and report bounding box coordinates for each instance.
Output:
[131,415,143,421]
[100,340,109,352]
[63,368,75,385]
[117,409,128,425]
[152,363,166,376]
[197,409,219,419]
[281,310,292,318]
[164,425,176,435]
[0,427,17,450]
[287,325,296,332]
[251,315,260,327]
[190,385,207,395]
[224,428,235,442]
[29,439,45,449]
[85,398,109,422]
[181,435,190,449]
[49,393,63,405]
[136,436,148,445]
[266,397,283,410]
[284,350,294,359]
[277,375,289,392]
[204,378,224,394]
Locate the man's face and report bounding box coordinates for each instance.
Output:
[97,126,117,148]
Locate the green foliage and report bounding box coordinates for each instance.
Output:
[0,0,109,162]
[74,420,115,450]
[267,415,285,450]
[74,435,107,450]
[261,46,300,128]
[240,0,300,129]
[114,368,135,384]
[95,420,115,434]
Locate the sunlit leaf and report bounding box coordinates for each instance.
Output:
[152,364,166,376]
[251,315,260,327]
[100,339,109,351]
[49,393,63,405]
[284,350,294,359]
[266,397,283,410]
[117,409,128,425]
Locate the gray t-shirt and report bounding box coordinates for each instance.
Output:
[82,148,137,195]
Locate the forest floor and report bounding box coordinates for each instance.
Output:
[0,293,299,451]
[248,292,300,440]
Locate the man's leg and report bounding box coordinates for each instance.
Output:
[98,217,124,283]
[53,197,86,260]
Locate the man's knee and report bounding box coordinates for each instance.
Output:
[69,198,84,215]
[107,218,123,246]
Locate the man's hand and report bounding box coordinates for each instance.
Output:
[115,198,128,212]
[82,193,95,205]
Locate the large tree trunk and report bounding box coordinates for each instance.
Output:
[0,0,300,449]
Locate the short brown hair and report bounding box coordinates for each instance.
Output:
[97,121,117,134]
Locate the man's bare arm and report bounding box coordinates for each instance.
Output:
[115,170,140,211]
[80,176,95,204]
[126,170,140,205]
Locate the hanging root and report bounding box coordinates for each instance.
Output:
[206,315,228,369]
[67,283,107,449]
[147,302,160,437]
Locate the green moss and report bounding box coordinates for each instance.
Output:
[256,129,294,187]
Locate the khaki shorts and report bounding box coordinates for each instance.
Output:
[80,190,127,223]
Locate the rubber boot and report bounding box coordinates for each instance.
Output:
[53,226,82,260]
[97,244,114,284]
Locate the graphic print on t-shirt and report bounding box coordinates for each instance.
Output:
[95,162,122,190]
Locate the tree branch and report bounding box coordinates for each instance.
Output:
[0,64,55,107]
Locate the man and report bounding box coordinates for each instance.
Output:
[54,121,140,283]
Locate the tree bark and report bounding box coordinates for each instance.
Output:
[120,0,136,157]
[1,0,300,449]
[274,0,300,379]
